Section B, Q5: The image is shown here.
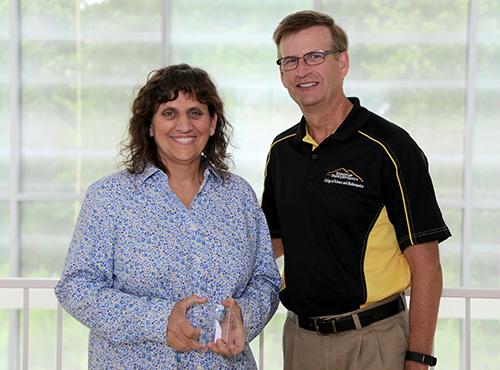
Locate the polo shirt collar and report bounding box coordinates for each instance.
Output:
[293,117,308,146]
[331,97,370,141]
[293,97,370,147]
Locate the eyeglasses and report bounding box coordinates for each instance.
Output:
[276,49,343,71]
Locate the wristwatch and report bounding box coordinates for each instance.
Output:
[405,351,437,366]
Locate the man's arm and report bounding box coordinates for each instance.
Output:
[271,238,284,258]
[403,240,442,369]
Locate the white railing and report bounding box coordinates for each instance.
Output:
[0,278,62,370]
[1,278,500,370]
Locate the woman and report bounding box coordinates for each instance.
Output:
[55,64,281,369]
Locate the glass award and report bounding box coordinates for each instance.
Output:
[187,302,226,345]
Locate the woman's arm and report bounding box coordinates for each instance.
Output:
[55,182,174,345]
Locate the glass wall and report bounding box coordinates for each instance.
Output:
[473,0,500,201]
[20,0,162,194]
[20,0,77,193]
[470,0,500,297]
[1,0,499,369]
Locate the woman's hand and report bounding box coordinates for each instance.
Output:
[207,298,247,356]
[166,294,208,352]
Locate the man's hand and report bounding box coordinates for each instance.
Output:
[166,294,208,352]
[207,298,246,356]
[272,238,284,258]
[405,360,430,370]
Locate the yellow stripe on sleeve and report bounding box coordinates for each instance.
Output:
[358,131,414,245]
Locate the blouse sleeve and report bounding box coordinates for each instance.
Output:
[54,182,175,345]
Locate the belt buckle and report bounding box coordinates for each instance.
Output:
[314,317,337,335]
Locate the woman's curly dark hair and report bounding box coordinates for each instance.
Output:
[121,63,232,175]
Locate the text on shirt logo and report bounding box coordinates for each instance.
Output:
[324,168,365,189]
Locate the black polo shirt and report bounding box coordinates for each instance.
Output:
[262,97,451,317]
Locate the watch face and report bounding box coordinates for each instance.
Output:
[428,356,437,366]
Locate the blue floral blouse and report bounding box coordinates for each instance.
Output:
[55,163,281,369]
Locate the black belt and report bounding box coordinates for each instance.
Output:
[297,295,405,335]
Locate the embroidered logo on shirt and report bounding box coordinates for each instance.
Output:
[324,168,365,189]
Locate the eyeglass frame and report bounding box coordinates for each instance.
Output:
[276,49,344,71]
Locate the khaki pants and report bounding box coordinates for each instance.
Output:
[283,308,408,370]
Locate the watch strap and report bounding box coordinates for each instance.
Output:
[405,350,437,366]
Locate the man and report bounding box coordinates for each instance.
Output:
[262,10,451,370]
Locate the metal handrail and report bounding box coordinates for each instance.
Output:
[0,277,58,289]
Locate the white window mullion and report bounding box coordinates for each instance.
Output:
[463,0,478,289]
[22,287,29,370]
[462,0,478,369]
[8,0,21,277]
[463,0,479,283]
[8,0,22,369]
[161,0,172,66]
[56,303,63,370]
